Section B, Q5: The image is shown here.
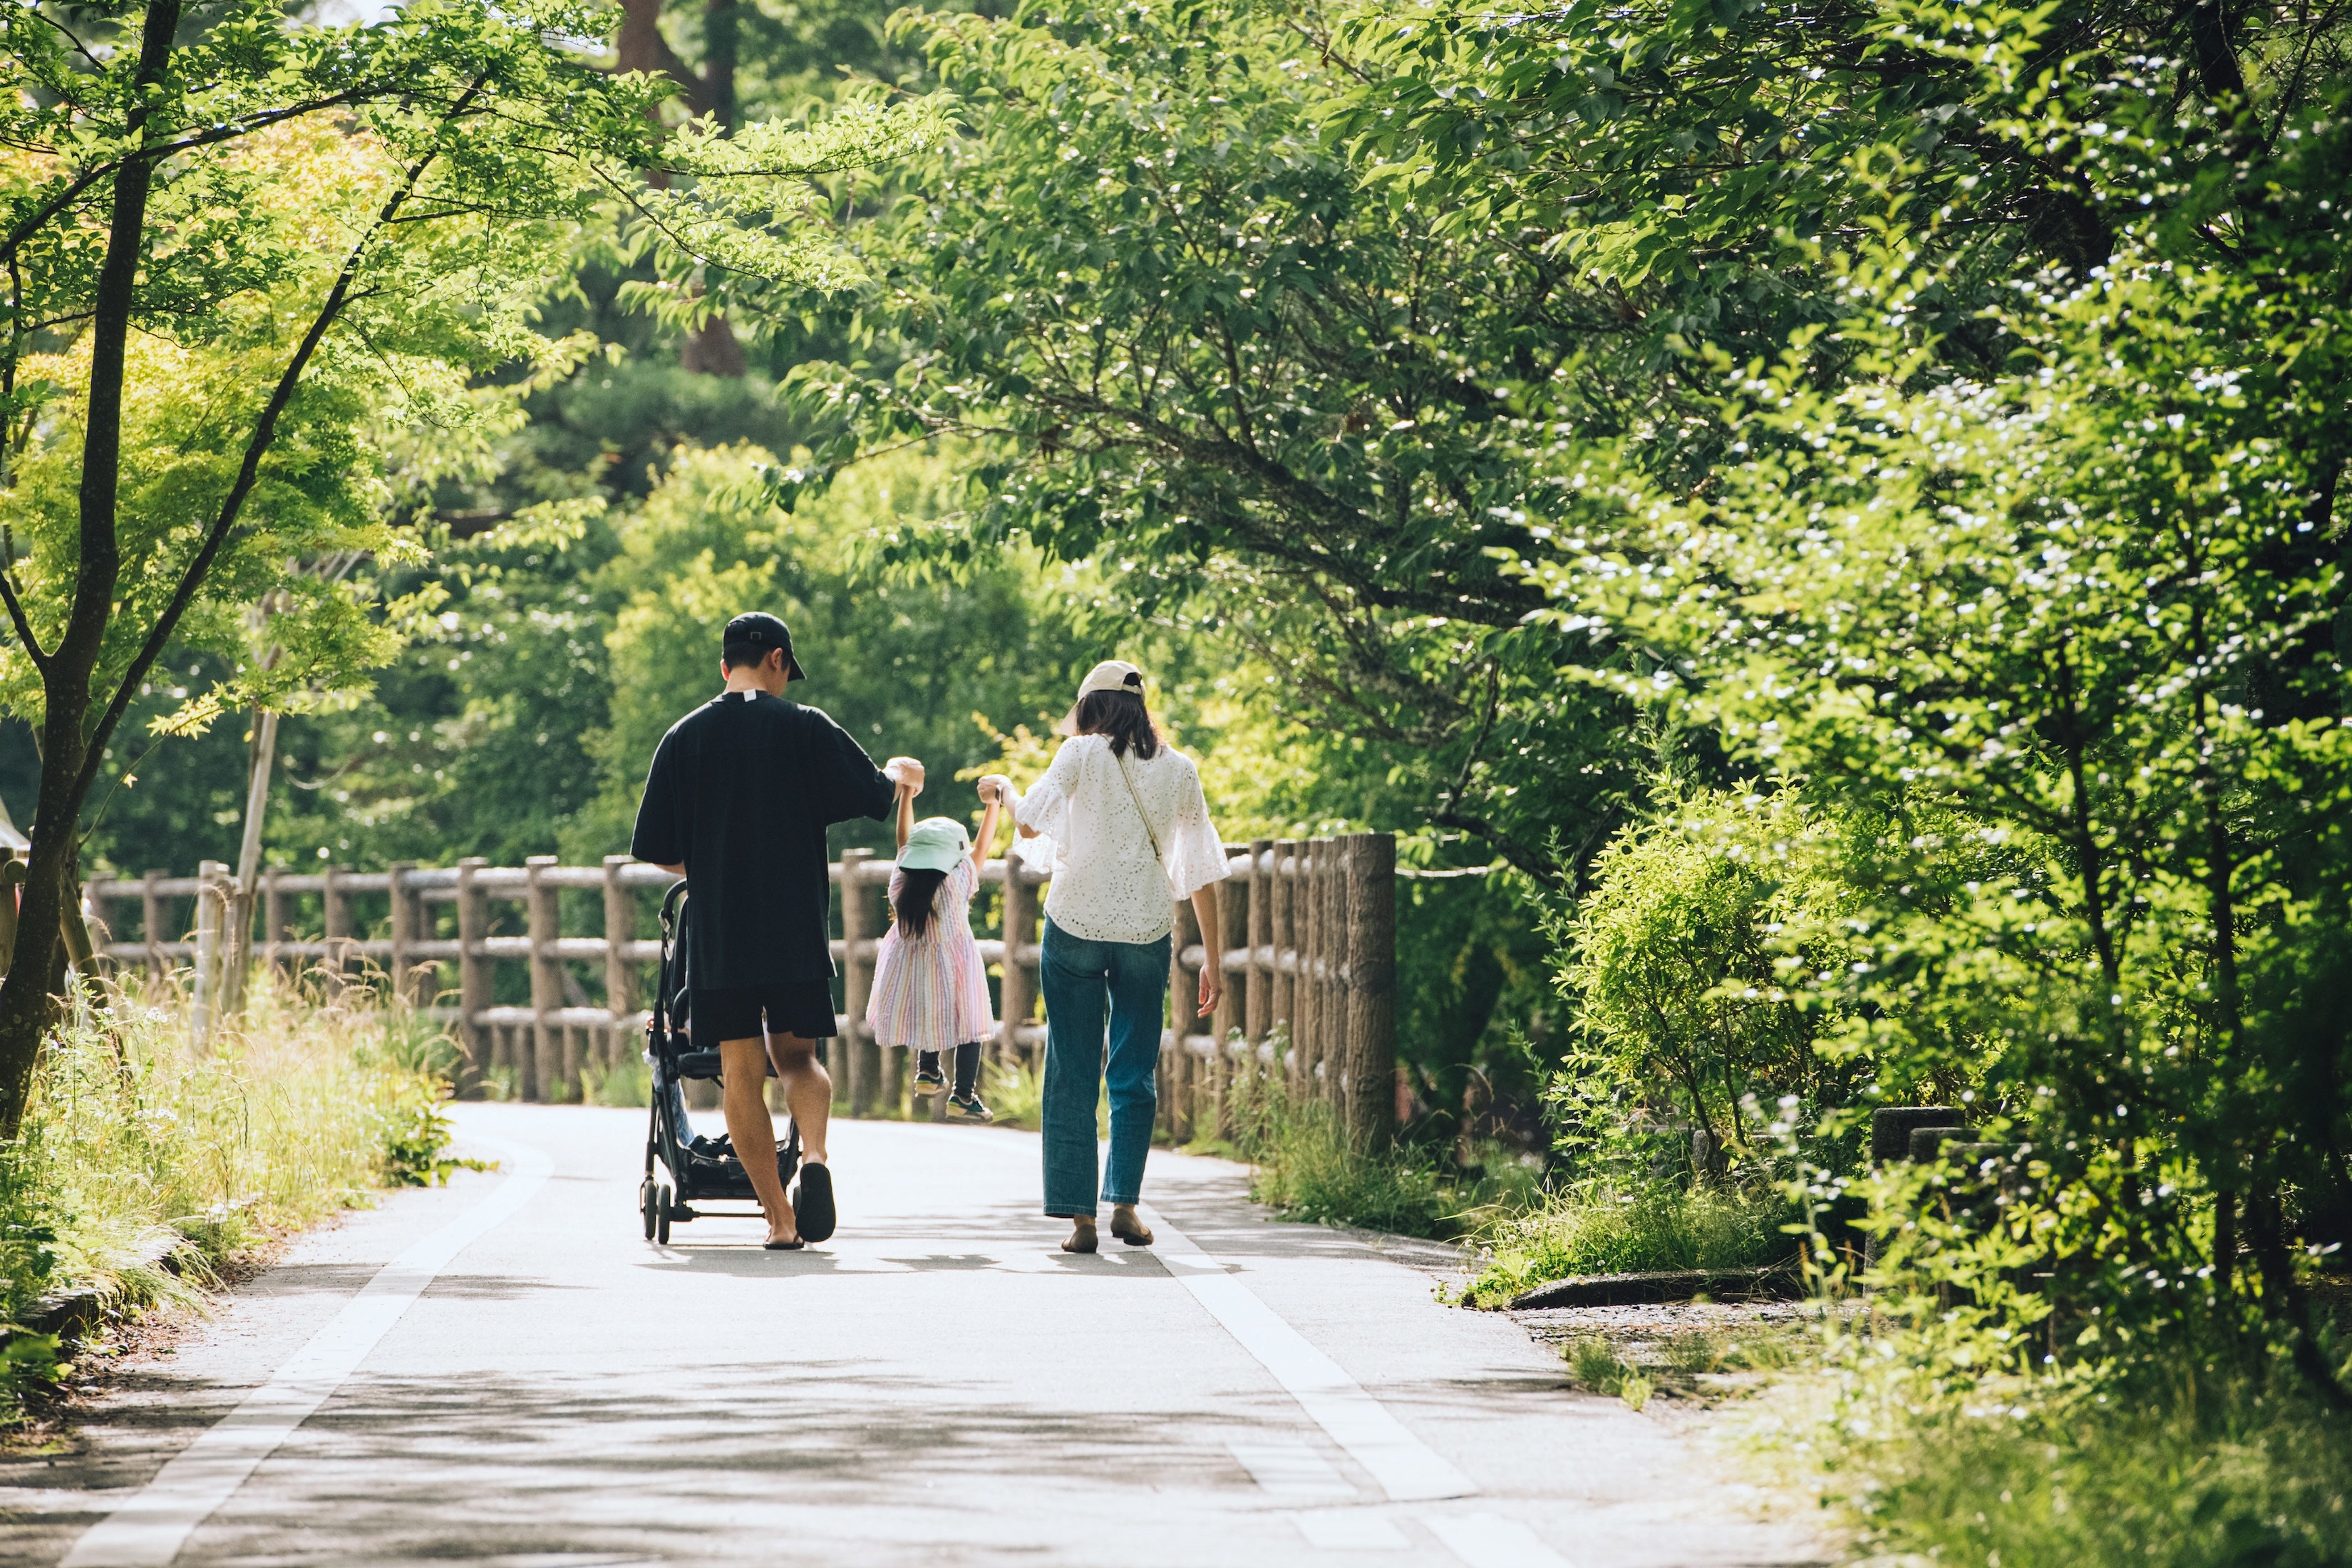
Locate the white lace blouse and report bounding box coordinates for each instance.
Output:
[1011,735,1231,944]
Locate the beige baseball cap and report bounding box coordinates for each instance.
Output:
[1056,659,1146,735]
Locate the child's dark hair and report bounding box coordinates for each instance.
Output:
[1073,688,1160,759]
[893,867,949,939]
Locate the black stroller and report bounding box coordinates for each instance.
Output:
[640,881,800,1244]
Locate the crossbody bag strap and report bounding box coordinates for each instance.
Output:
[1113,748,1165,865]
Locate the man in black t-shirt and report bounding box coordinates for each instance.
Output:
[631,612,919,1248]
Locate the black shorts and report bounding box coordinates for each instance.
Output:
[688,981,837,1052]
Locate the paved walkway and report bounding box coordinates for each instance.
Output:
[0,1105,1824,1567]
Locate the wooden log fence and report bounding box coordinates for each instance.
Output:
[79,831,1403,1140]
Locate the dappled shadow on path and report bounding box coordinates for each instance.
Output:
[175,1363,1316,1565]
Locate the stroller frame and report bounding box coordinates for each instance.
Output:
[639,880,802,1244]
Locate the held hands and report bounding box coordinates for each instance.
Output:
[976,774,1012,806]
[883,756,925,797]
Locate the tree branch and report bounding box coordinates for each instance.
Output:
[1,92,380,273]
[71,76,490,808]
[0,564,44,672]
[1433,808,1559,888]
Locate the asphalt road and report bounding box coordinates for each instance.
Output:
[0,1104,1824,1567]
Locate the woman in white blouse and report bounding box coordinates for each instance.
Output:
[1000,660,1229,1253]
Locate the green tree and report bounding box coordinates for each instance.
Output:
[749,0,1646,885]
[1530,211,2352,1391]
[580,438,1094,856]
[0,0,930,1130]
[0,0,672,1130]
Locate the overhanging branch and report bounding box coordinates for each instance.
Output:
[71,76,491,809]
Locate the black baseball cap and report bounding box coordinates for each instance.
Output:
[723,612,807,681]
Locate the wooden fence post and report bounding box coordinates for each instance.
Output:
[192,860,226,1048]
[1271,839,1299,1096]
[1297,840,1324,1099]
[1345,832,1397,1146]
[263,870,287,984]
[1165,894,1199,1143]
[321,862,349,993]
[840,847,875,1116]
[527,855,562,1103]
[1245,837,1272,1056]
[142,869,167,986]
[604,855,634,1073]
[1327,836,1348,1105]
[999,857,1037,1070]
[386,862,415,1007]
[1304,837,1331,1103]
[456,857,489,1096]
[1214,857,1247,1138]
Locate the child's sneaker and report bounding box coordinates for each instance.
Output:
[913,1065,946,1095]
[945,1093,994,1124]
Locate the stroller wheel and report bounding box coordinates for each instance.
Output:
[639,1178,657,1241]
[656,1185,673,1246]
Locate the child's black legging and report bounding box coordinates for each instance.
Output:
[917,1043,981,1098]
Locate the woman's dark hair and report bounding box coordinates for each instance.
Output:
[893,867,949,940]
[1073,688,1160,759]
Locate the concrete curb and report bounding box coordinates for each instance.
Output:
[1506,1261,1804,1311]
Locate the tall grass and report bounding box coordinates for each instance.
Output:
[982,1056,1113,1137]
[1456,1185,1795,1306]
[0,969,460,1415]
[1779,1345,2352,1567]
[986,1056,1046,1130]
[582,1053,649,1108]
[1244,1098,1459,1235]
[1219,1055,1461,1237]
[1202,1041,1798,1281]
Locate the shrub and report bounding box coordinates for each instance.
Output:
[1549,785,1861,1184]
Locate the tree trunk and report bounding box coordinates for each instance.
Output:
[616,0,707,111]
[0,0,182,1138]
[703,0,738,130]
[615,0,746,378]
[681,314,747,376]
[219,706,279,1018]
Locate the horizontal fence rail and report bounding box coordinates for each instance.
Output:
[79,831,1401,1141]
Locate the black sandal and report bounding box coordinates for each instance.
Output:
[793,1163,836,1244]
[764,1237,805,1250]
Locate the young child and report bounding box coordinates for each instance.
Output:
[866,777,1004,1121]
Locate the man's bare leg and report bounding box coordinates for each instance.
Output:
[765,1032,831,1168]
[719,1036,797,1246]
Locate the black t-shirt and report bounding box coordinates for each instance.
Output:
[629,691,896,989]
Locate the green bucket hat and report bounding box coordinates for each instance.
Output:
[897,816,970,873]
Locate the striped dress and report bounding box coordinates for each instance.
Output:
[867,855,995,1050]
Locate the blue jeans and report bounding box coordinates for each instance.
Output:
[1038,917,1170,1217]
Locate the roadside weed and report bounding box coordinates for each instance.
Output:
[1459,1185,1793,1306]
[1567,1336,1633,1394]
[2,970,463,1424]
[1666,1331,1724,1376]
